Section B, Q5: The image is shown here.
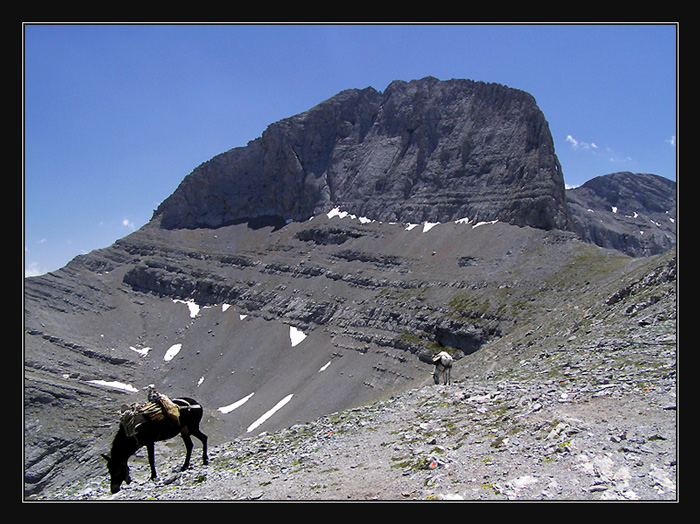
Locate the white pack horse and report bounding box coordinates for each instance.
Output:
[432,351,453,385]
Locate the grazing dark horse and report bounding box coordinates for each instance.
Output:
[102,397,208,494]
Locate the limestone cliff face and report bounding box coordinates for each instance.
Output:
[155,77,572,231]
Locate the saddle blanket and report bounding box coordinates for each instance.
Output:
[119,395,180,438]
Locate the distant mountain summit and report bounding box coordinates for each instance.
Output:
[567,172,676,257]
[154,77,572,231]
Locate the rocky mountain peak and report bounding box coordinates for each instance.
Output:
[154,77,572,231]
[567,172,676,257]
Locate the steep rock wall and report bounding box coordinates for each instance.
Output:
[155,77,572,231]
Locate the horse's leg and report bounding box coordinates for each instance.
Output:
[180,433,193,471]
[191,428,209,465]
[446,366,451,385]
[146,442,157,480]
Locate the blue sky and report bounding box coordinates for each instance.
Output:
[23,23,677,276]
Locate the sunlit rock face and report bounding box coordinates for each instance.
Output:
[155,77,572,232]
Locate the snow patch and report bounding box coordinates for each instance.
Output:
[129,346,151,357]
[319,361,331,372]
[326,207,373,224]
[405,222,441,232]
[219,392,254,414]
[289,326,307,347]
[173,299,200,318]
[472,219,499,229]
[87,380,139,393]
[327,207,349,220]
[164,343,182,362]
[247,394,294,433]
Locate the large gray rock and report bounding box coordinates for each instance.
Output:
[155,77,572,231]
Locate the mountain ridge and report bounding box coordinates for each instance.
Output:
[566,171,676,257]
[154,77,572,232]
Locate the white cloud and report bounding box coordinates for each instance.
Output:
[605,147,632,164]
[566,135,598,150]
[566,134,632,164]
[24,261,45,278]
[666,135,676,147]
[122,218,135,229]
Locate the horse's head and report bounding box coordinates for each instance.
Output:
[102,453,131,494]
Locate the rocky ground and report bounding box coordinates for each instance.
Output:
[34,253,677,501]
[38,375,677,502]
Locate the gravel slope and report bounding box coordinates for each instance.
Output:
[36,252,677,501]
